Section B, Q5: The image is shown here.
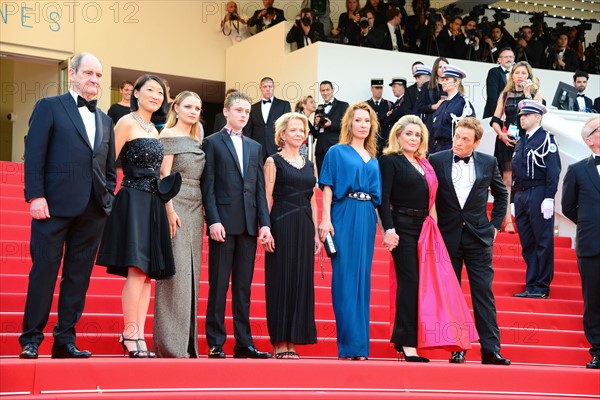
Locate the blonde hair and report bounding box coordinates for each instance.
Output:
[502,61,539,95]
[339,102,379,158]
[294,95,313,113]
[274,112,309,147]
[165,91,202,140]
[383,115,428,158]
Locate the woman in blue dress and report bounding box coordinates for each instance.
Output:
[318,102,382,360]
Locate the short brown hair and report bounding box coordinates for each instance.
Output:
[224,91,252,109]
[455,117,484,141]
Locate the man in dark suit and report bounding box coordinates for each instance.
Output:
[357,10,384,49]
[381,8,407,52]
[19,53,116,359]
[201,91,273,359]
[403,64,431,117]
[544,33,580,72]
[594,97,600,114]
[366,78,392,155]
[247,0,285,33]
[515,25,544,68]
[572,71,594,112]
[483,47,514,118]
[244,77,291,161]
[429,117,510,366]
[512,101,561,299]
[314,80,349,173]
[286,8,325,49]
[561,115,600,369]
[381,77,406,154]
[438,15,468,59]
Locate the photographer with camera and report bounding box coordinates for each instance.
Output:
[356,10,384,49]
[484,24,514,62]
[247,0,286,33]
[418,9,446,56]
[544,32,579,72]
[514,26,544,68]
[313,81,349,174]
[286,8,325,49]
[462,17,482,61]
[220,2,250,45]
[438,15,468,59]
[331,0,362,46]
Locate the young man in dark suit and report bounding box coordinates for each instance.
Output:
[247,0,285,32]
[245,77,291,161]
[429,117,510,366]
[19,53,116,359]
[572,70,594,112]
[366,78,392,156]
[201,91,273,359]
[381,77,407,154]
[483,47,514,118]
[314,80,349,173]
[561,115,600,369]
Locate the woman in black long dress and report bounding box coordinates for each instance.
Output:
[263,112,321,359]
[97,75,174,358]
[490,61,542,232]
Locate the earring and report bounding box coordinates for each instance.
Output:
[176,113,179,119]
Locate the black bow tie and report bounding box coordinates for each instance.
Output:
[77,96,97,112]
[594,156,600,166]
[454,154,471,164]
[324,102,332,106]
[503,69,510,74]
[262,99,272,104]
[577,94,585,98]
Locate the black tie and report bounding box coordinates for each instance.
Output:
[594,156,600,166]
[577,94,585,98]
[454,154,470,164]
[262,99,272,104]
[375,101,379,107]
[77,96,97,112]
[324,102,332,106]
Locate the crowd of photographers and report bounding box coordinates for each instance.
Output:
[222,0,599,74]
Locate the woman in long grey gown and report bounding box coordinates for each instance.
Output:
[154,91,205,357]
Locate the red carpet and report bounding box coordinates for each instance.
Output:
[0,161,598,399]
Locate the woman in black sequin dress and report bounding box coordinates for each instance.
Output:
[97,75,173,358]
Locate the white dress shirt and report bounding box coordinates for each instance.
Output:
[261,97,273,123]
[229,133,244,177]
[452,154,476,209]
[70,89,96,149]
[387,22,398,50]
[576,94,587,111]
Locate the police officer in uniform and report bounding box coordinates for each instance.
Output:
[366,78,392,156]
[381,77,407,155]
[431,65,475,154]
[512,100,561,299]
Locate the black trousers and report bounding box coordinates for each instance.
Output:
[450,225,501,353]
[205,232,257,349]
[20,197,106,346]
[514,186,554,294]
[390,212,425,348]
[579,254,600,357]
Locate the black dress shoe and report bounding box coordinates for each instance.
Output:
[587,356,600,369]
[481,351,511,365]
[449,351,466,363]
[513,290,531,298]
[528,292,549,299]
[233,345,272,359]
[51,343,92,359]
[208,345,226,359]
[19,343,39,359]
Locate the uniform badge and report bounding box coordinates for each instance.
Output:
[549,143,557,153]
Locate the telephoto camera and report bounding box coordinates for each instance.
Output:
[359,17,370,29]
[229,12,238,21]
[315,104,326,128]
[301,13,312,26]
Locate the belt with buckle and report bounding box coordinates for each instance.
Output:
[348,192,372,201]
[391,205,428,217]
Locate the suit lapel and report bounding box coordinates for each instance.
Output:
[266,98,277,123]
[220,131,243,177]
[93,112,103,152]
[242,137,251,178]
[500,67,507,85]
[60,93,92,149]
[584,155,600,194]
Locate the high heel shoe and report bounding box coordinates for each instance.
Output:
[120,334,148,358]
[138,338,157,358]
[395,344,430,363]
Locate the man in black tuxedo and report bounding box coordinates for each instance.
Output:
[19,53,116,359]
[544,33,580,72]
[429,117,510,366]
[357,10,384,49]
[438,15,468,60]
[515,26,544,68]
[381,77,407,154]
[483,47,514,118]
[314,80,349,173]
[247,0,285,33]
[366,78,392,156]
[286,8,325,49]
[245,77,291,161]
[572,71,594,112]
[561,115,600,369]
[201,91,273,359]
[381,8,407,52]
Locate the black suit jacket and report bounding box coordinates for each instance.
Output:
[381,25,408,52]
[572,95,594,112]
[24,92,116,217]
[314,98,349,156]
[286,22,325,48]
[594,97,600,113]
[247,7,285,32]
[544,47,580,72]
[244,97,291,160]
[562,155,600,257]
[483,66,509,118]
[429,150,508,256]
[403,84,421,116]
[201,129,270,237]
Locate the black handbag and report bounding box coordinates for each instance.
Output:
[157,172,182,203]
[323,232,337,258]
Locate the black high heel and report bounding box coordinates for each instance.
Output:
[394,344,430,363]
[138,338,157,358]
[120,334,148,358]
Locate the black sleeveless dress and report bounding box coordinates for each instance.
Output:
[265,154,317,345]
[494,91,526,173]
[97,138,175,280]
